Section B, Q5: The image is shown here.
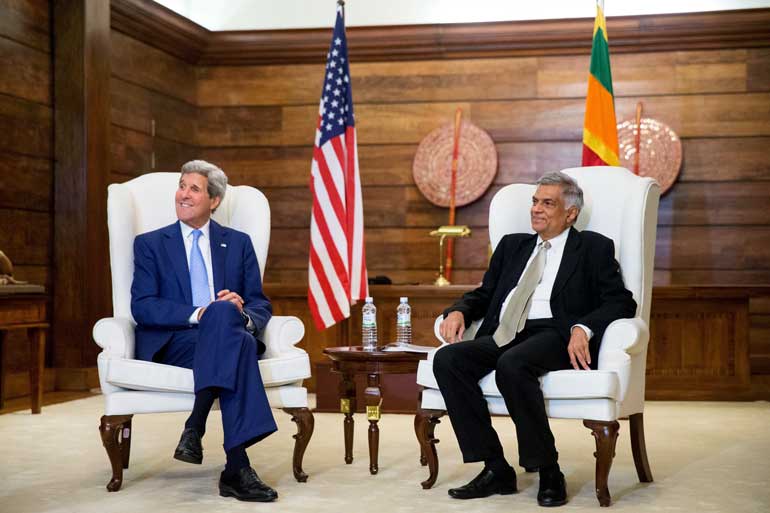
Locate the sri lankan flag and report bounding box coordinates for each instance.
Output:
[582,1,619,166]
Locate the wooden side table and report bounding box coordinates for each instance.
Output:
[0,287,48,413]
[323,346,427,474]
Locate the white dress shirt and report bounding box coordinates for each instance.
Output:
[499,227,593,340]
[180,221,214,324]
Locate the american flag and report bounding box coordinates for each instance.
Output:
[308,5,368,330]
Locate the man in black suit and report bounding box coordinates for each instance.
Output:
[434,171,636,507]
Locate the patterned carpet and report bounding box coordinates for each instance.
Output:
[1,395,768,513]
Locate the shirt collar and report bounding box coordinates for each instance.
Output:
[180,220,210,240]
[537,227,570,251]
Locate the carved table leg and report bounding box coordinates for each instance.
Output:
[584,419,620,507]
[340,372,356,464]
[365,373,382,475]
[100,414,134,491]
[629,413,653,483]
[28,327,45,414]
[414,407,446,489]
[284,407,315,482]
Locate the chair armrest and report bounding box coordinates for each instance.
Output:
[430,314,482,361]
[93,317,136,359]
[598,317,649,360]
[261,315,306,360]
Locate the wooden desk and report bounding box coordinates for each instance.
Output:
[0,288,48,413]
[323,346,427,474]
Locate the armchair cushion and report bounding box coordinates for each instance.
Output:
[105,351,310,394]
[417,359,620,401]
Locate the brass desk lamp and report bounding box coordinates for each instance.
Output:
[429,225,471,286]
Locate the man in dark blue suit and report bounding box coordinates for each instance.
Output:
[131,160,278,502]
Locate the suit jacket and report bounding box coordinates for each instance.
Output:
[131,220,272,362]
[444,227,636,367]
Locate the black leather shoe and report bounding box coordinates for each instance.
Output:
[173,428,202,464]
[537,469,567,507]
[219,467,278,502]
[448,467,518,499]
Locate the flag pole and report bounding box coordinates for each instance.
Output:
[445,107,463,282]
[633,101,642,175]
[336,0,349,346]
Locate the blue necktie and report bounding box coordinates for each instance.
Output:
[190,229,210,307]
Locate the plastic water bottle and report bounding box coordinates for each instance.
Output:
[362,297,378,351]
[396,297,412,346]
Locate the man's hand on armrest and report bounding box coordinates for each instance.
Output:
[439,311,466,343]
[567,326,591,370]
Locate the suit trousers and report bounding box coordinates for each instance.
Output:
[155,301,277,451]
[432,319,571,469]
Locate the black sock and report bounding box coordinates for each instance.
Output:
[184,386,219,437]
[224,444,250,478]
[539,462,561,479]
[485,455,514,478]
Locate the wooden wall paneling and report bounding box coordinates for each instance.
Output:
[264,268,486,289]
[200,146,313,187]
[109,3,770,66]
[0,36,51,104]
[110,125,153,174]
[267,227,490,273]
[0,209,50,265]
[197,105,283,147]
[197,63,324,107]
[0,94,51,157]
[197,10,770,65]
[197,57,540,107]
[110,77,197,145]
[747,48,770,92]
[0,0,49,52]
[110,0,206,64]
[264,185,485,230]
[110,125,197,178]
[537,49,751,98]
[658,182,770,226]
[204,142,584,191]
[655,226,770,271]
[750,296,770,375]
[647,293,753,399]
[110,30,197,104]
[679,137,770,181]
[664,270,770,286]
[0,152,51,211]
[54,0,112,369]
[201,93,770,151]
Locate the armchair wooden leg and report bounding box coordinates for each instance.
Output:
[99,414,133,492]
[584,419,620,507]
[414,408,446,490]
[283,407,314,483]
[629,413,653,483]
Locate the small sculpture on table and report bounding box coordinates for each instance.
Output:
[0,250,27,285]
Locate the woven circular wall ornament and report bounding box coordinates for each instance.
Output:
[617,118,682,195]
[412,120,498,207]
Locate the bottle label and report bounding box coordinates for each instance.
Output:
[397,313,410,325]
[363,312,376,327]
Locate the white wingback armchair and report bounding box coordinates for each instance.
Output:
[94,172,314,492]
[414,167,659,506]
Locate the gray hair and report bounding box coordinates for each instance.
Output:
[180,160,228,205]
[535,171,584,212]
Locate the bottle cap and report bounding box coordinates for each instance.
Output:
[365,296,373,302]
[400,297,408,302]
